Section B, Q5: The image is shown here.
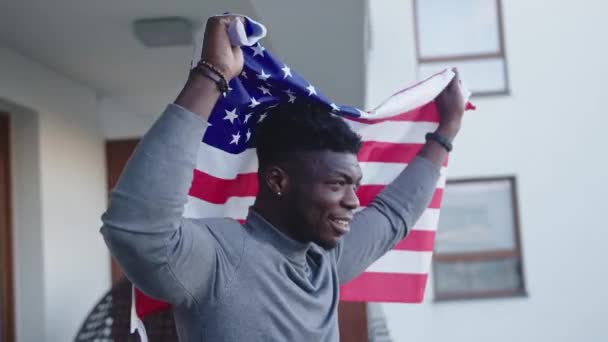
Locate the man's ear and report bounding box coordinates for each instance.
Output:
[262,165,290,196]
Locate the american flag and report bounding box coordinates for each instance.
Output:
[130,16,473,340]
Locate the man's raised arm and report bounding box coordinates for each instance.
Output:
[100,16,244,307]
[335,71,466,283]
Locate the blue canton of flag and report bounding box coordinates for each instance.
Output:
[203,42,364,154]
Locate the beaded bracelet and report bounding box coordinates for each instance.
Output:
[191,60,229,93]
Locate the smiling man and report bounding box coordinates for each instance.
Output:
[101,16,465,342]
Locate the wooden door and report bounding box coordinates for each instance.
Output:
[0,112,15,342]
[105,139,140,284]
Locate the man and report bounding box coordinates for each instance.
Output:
[101,16,465,341]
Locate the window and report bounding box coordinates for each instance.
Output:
[432,176,526,301]
[414,0,509,96]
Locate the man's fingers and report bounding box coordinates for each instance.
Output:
[447,68,460,91]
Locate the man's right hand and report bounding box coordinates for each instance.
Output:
[201,16,245,81]
[175,16,245,119]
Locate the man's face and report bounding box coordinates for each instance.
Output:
[286,150,362,249]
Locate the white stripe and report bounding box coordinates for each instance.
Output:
[365,250,433,274]
[184,195,255,219]
[412,208,440,231]
[361,69,455,119]
[196,121,441,180]
[196,144,258,179]
[347,120,439,144]
[185,193,440,232]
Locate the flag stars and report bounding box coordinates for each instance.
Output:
[306,84,317,96]
[258,85,272,96]
[244,113,252,123]
[257,69,271,81]
[246,129,252,141]
[258,112,268,123]
[284,89,297,103]
[249,97,261,108]
[282,64,292,79]
[223,108,239,124]
[330,103,340,112]
[250,43,266,57]
[230,131,241,145]
[241,71,248,79]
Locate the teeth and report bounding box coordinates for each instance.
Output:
[332,219,349,229]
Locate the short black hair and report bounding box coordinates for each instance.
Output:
[255,103,362,167]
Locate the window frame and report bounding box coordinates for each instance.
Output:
[432,176,527,302]
[413,0,510,96]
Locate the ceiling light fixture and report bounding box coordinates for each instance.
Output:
[133,17,193,47]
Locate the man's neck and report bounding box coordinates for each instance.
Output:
[252,199,306,244]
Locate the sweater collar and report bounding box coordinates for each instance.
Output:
[244,208,313,263]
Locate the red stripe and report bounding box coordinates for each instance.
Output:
[394,230,436,251]
[340,273,428,303]
[357,186,443,208]
[191,168,444,207]
[189,170,258,204]
[359,142,449,167]
[347,101,439,124]
[358,142,423,163]
[135,289,170,317]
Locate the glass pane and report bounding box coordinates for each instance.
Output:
[435,179,516,254]
[434,257,523,294]
[416,0,501,58]
[418,57,507,95]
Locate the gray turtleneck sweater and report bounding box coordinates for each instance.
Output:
[101,104,440,342]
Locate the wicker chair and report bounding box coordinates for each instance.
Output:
[74,278,178,342]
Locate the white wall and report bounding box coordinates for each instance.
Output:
[0,45,110,342]
[98,95,159,140]
[252,0,367,108]
[366,1,608,341]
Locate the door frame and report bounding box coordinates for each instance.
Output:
[0,112,15,342]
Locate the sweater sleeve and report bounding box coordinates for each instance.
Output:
[100,104,235,309]
[334,156,440,283]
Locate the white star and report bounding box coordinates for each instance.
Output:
[282,65,292,78]
[244,113,252,123]
[250,44,265,57]
[223,108,238,124]
[249,97,261,108]
[257,69,271,81]
[241,71,248,79]
[246,129,252,141]
[283,89,297,103]
[306,84,317,96]
[258,85,272,96]
[230,131,241,145]
[287,93,296,103]
[330,103,340,112]
[258,112,268,123]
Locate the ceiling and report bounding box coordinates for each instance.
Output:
[0,0,366,119]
